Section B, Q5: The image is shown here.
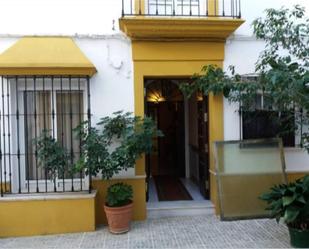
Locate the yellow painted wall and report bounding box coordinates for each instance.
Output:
[0,196,95,238]
[132,41,224,210]
[0,183,10,193]
[93,177,146,225]
[0,177,146,237]
[287,172,309,182]
[208,93,223,213]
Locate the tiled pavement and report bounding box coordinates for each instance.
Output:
[0,215,291,248]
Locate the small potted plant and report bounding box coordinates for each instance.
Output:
[104,183,133,233]
[260,175,309,248]
[75,111,162,233]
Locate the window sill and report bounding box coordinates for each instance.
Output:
[284,146,305,152]
[0,190,96,202]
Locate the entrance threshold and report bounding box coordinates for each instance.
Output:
[147,200,214,219]
[147,178,214,219]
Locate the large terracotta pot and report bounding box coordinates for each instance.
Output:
[104,202,133,234]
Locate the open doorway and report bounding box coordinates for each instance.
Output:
[145,78,210,202]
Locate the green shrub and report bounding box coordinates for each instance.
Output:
[35,130,70,183]
[106,183,133,207]
[74,111,163,180]
[260,175,309,230]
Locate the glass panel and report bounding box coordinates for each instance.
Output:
[148,0,173,15]
[176,0,199,15]
[147,0,200,15]
[24,91,51,180]
[56,91,83,179]
[214,138,287,220]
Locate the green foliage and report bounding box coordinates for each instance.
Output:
[260,175,309,230]
[35,130,71,182]
[180,5,309,151]
[74,122,110,178]
[74,111,163,180]
[106,183,133,207]
[179,64,259,107]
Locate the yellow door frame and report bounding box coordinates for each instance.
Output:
[132,41,224,211]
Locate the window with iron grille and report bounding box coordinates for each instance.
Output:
[242,93,295,147]
[0,76,91,196]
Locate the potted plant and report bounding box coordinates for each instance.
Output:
[75,111,162,233]
[260,175,309,248]
[104,183,133,233]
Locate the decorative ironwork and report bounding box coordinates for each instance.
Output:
[0,76,91,197]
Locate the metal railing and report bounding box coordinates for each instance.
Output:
[122,0,241,18]
[0,76,92,197]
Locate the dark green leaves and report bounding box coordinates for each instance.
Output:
[106,183,133,207]
[35,130,71,183]
[74,111,163,180]
[260,175,309,229]
[180,5,309,154]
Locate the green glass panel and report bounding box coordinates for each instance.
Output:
[214,138,287,220]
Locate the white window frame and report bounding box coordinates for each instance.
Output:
[146,0,202,16]
[11,78,89,193]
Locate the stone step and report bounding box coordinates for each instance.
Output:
[147,200,214,219]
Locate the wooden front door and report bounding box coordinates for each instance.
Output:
[197,96,210,198]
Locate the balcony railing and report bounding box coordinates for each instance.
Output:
[122,0,241,18]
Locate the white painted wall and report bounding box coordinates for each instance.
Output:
[0,36,136,182]
[0,0,308,179]
[0,36,134,130]
[75,36,136,177]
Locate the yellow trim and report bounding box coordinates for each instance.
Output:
[208,93,224,213]
[135,0,145,14]
[93,177,146,224]
[132,41,224,198]
[287,172,309,182]
[125,11,244,212]
[0,195,95,237]
[0,37,97,76]
[120,17,244,41]
[208,0,219,16]
[132,41,225,61]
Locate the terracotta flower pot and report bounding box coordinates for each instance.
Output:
[104,202,133,234]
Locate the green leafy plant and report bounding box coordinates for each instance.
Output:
[74,111,163,180]
[260,175,309,230]
[180,5,309,151]
[74,122,110,178]
[35,130,71,183]
[106,183,133,207]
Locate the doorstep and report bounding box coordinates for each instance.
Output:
[147,200,214,219]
